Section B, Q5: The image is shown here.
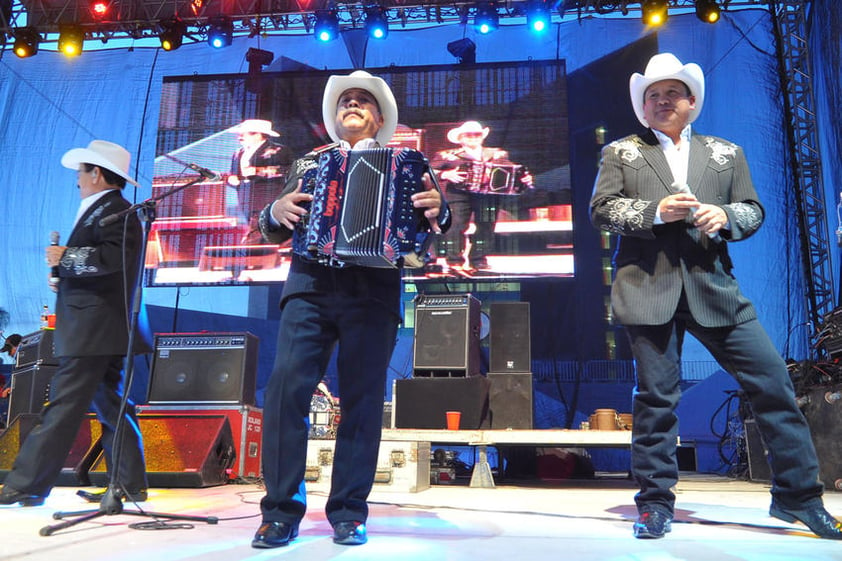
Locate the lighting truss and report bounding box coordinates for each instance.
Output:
[0,1,804,49]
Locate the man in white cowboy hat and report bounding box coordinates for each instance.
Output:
[590,53,842,539]
[0,140,151,507]
[431,120,532,273]
[252,70,450,548]
[226,118,292,230]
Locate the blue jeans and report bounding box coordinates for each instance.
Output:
[626,315,823,515]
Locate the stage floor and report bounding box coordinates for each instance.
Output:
[2,474,840,561]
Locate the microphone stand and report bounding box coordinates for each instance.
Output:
[41,175,219,536]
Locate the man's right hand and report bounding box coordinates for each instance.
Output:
[270,180,313,230]
[658,193,699,223]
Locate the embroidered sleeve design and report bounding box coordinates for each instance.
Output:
[727,202,762,231]
[704,137,738,165]
[601,198,650,233]
[61,247,99,275]
[610,138,644,163]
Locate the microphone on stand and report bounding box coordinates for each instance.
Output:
[186,163,221,181]
[672,181,720,242]
[49,231,61,287]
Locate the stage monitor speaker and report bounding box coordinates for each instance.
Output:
[89,414,236,488]
[488,372,533,429]
[0,414,103,486]
[148,332,258,406]
[743,418,771,483]
[413,294,480,377]
[489,302,531,373]
[7,364,56,427]
[801,385,842,491]
[394,377,489,429]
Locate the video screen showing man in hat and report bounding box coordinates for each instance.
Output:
[251,70,449,549]
[430,120,533,275]
[225,118,293,238]
[589,52,842,540]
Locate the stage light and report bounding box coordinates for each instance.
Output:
[13,27,40,58]
[207,16,233,48]
[447,37,476,65]
[364,6,389,40]
[314,9,339,41]
[89,0,109,19]
[58,24,84,57]
[695,0,721,24]
[159,17,186,51]
[641,0,668,26]
[526,1,551,33]
[473,2,499,34]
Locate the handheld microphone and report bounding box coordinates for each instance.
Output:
[49,231,61,287]
[672,181,720,242]
[186,163,221,181]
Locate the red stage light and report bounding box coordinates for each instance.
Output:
[90,0,109,18]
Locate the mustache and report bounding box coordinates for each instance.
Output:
[341,108,365,119]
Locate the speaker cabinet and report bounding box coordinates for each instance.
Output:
[801,385,842,491]
[489,302,531,373]
[90,414,236,488]
[413,294,480,377]
[0,413,40,472]
[393,377,489,429]
[488,372,533,429]
[148,333,258,406]
[7,364,56,426]
[15,329,58,369]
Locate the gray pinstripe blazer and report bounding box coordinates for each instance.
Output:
[589,130,765,328]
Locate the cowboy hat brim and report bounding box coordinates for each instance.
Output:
[322,71,398,146]
[629,53,705,129]
[61,141,139,187]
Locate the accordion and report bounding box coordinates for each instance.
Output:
[292,147,433,268]
[452,161,529,195]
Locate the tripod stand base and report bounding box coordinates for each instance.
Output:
[41,486,218,537]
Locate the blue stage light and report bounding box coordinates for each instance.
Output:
[526,1,551,33]
[364,6,389,40]
[473,2,499,35]
[207,16,233,48]
[314,10,339,42]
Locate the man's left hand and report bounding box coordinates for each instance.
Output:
[692,203,728,236]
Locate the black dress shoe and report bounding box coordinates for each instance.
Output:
[633,510,672,539]
[251,521,299,548]
[332,520,367,545]
[770,502,842,539]
[77,488,148,503]
[0,486,45,507]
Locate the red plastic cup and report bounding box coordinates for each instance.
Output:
[446,411,461,431]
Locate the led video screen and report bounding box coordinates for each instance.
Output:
[148,61,572,286]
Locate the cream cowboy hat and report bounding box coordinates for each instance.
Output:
[61,140,139,187]
[629,52,705,128]
[447,121,490,144]
[322,70,398,145]
[232,119,280,137]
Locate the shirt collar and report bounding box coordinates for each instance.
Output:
[652,124,692,149]
[338,138,380,150]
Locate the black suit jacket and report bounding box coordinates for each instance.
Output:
[53,190,151,357]
[230,140,293,180]
[590,130,764,328]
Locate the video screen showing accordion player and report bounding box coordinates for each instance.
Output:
[149,61,572,286]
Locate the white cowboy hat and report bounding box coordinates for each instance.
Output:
[447,121,490,144]
[629,52,705,128]
[232,118,280,137]
[322,70,398,145]
[61,140,139,187]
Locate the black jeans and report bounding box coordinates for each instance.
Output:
[626,316,823,515]
[259,293,399,525]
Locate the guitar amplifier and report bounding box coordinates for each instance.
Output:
[15,329,59,369]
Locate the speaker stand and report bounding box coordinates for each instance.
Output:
[41,183,218,536]
[469,445,495,489]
